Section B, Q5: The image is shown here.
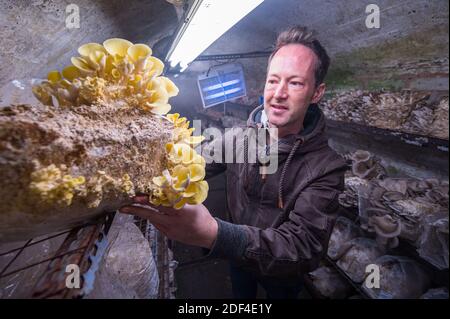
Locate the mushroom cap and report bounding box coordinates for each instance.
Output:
[351,150,372,162]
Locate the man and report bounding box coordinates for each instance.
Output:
[120,26,347,299]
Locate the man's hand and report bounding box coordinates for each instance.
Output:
[119,195,218,249]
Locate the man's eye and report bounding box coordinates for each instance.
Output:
[291,81,303,87]
[267,79,277,84]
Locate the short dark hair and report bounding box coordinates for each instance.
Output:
[269,26,330,88]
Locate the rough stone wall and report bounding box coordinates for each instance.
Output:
[0,0,178,88]
[170,0,448,120]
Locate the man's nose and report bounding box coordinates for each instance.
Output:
[274,82,288,99]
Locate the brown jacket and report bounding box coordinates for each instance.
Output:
[204,104,347,279]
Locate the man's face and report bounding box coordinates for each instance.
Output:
[264,44,324,135]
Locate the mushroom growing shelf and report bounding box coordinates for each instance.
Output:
[0,213,175,299]
[326,120,449,180]
[326,120,449,153]
[311,205,449,299]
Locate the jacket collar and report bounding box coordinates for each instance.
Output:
[247,103,328,154]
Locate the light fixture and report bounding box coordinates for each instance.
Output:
[197,63,247,108]
[165,0,264,72]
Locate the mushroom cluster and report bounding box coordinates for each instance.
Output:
[29,164,87,206]
[338,150,385,208]
[29,164,134,208]
[32,38,178,115]
[150,113,208,209]
[29,38,208,210]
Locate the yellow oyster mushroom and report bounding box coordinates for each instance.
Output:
[103,38,133,58]
[71,56,95,74]
[127,43,152,62]
[111,68,121,79]
[145,56,164,78]
[47,70,62,84]
[30,165,59,192]
[32,84,53,105]
[62,66,81,81]
[153,190,171,207]
[171,165,190,191]
[77,76,107,104]
[192,153,206,166]
[152,170,173,188]
[75,176,86,184]
[112,57,135,80]
[171,123,204,146]
[152,176,162,187]
[150,163,208,209]
[172,125,188,136]
[150,78,178,98]
[103,55,115,76]
[127,74,143,92]
[144,86,171,114]
[183,135,205,146]
[56,87,76,105]
[149,84,169,102]
[182,182,197,198]
[78,42,106,58]
[153,176,167,188]
[188,163,205,182]
[186,181,209,204]
[165,142,174,154]
[30,164,87,206]
[63,192,74,205]
[167,143,196,165]
[120,173,134,195]
[150,196,163,206]
[62,174,85,187]
[59,79,74,89]
[173,197,188,209]
[153,188,166,199]
[162,169,173,185]
[167,114,202,144]
[146,77,171,96]
[162,191,182,207]
[153,188,184,208]
[158,77,179,97]
[61,175,86,205]
[148,103,171,115]
[87,50,107,70]
[167,113,183,125]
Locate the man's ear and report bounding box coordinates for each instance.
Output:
[311,83,326,104]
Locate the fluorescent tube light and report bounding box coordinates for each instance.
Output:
[202,79,241,92]
[166,0,264,72]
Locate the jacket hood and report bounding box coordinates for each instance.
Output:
[247,104,329,155]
